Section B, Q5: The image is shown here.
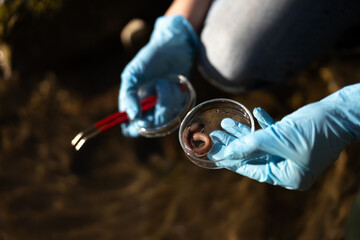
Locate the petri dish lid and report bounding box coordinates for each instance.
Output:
[135,75,196,138]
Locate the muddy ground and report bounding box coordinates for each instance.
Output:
[1,1,360,239]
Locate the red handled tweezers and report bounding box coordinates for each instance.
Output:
[71,95,157,151]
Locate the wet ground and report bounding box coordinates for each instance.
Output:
[1,1,360,239]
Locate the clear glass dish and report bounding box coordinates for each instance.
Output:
[135,75,196,137]
[178,98,255,169]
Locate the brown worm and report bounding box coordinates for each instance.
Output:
[182,122,213,157]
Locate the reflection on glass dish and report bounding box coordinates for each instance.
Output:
[135,74,196,137]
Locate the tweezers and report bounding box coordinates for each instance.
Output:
[71,95,157,151]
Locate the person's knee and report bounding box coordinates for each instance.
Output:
[197,29,283,93]
[196,0,360,93]
[196,43,268,93]
[196,0,290,93]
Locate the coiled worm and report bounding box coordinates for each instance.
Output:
[182,122,213,157]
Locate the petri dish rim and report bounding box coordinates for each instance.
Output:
[178,98,255,165]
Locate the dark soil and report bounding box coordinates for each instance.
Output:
[1,1,360,239]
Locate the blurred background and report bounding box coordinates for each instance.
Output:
[1,0,360,239]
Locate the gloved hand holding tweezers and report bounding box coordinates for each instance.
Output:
[119,15,199,137]
[208,84,360,190]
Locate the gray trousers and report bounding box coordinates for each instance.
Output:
[197,0,360,92]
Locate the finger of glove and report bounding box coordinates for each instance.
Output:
[169,80,188,116]
[122,111,155,137]
[119,66,145,119]
[210,130,237,146]
[253,107,275,129]
[214,124,313,190]
[154,79,184,125]
[223,133,263,160]
[119,89,141,120]
[208,130,236,161]
[225,124,298,161]
[207,135,278,184]
[220,118,251,138]
[154,79,173,125]
[232,157,312,190]
[225,156,273,183]
[228,157,281,187]
[133,111,155,129]
[121,122,140,137]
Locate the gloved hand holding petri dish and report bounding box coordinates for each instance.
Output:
[131,74,196,138]
[178,98,255,169]
[72,75,196,151]
[180,84,360,191]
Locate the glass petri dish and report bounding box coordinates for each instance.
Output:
[135,75,196,137]
[178,98,255,169]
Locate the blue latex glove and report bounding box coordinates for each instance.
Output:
[119,15,199,137]
[209,84,360,190]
